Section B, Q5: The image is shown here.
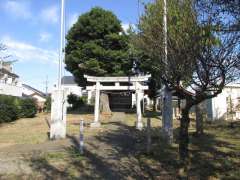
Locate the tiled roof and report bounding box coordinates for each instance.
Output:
[22,84,46,97]
[61,76,77,85]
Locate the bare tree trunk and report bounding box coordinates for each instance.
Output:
[179,107,190,162]
[195,103,204,135]
[100,92,112,114]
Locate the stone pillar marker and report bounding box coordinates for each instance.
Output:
[136,82,143,130]
[162,86,173,143]
[50,89,67,139]
[91,81,101,127]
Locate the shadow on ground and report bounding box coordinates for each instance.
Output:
[26,117,240,179]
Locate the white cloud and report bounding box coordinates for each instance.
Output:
[40,5,59,24]
[3,1,31,19]
[1,36,58,64]
[39,32,52,42]
[68,13,78,29]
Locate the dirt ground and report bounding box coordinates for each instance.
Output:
[0,112,239,179]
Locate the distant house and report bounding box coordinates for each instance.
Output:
[22,84,47,112]
[206,83,240,121]
[0,61,23,97]
[61,76,83,97]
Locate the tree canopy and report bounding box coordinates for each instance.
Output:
[134,0,240,161]
[65,7,132,86]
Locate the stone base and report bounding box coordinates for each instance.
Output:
[90,122,101,128]
[50,89,67,140]
[135,122,143,130]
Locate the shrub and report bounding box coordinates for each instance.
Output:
[19,98,37,118]
[0,103,18,123]
[67,93,86,110]
[0,95,37,123]
[44,96,51,112]
[0,95,20,123]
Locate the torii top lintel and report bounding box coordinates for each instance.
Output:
[84,75,151,83]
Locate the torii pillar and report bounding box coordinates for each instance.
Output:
[136,82,143,130]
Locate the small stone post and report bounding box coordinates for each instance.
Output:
[91,82,101,127]
[79,120,84,154]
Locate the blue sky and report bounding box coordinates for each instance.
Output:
[0,0,150,93]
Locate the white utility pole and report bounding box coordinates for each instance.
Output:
[50,0,67,140]
[162,0,173,143]
[58,0,65,89]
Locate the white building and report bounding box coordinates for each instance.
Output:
[0,61,23,97]
[0,61,47,112]
[22,84,47,111]
[61,76,83,97]
[207,83,240,121]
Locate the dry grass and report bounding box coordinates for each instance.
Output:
[0,111,239,179]
[0,112,113,147]
[0,113,49,145]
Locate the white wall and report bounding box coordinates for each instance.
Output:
[32,94,46,103]
[62,85,82,97]
[208,85,240,120]
[0,82,23,97]
[22,86,34,96]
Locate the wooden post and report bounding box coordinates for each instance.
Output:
[91,82,101,127]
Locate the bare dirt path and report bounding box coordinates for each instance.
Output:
[0,112,170,179]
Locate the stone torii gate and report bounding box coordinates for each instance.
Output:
[84,75,151,130]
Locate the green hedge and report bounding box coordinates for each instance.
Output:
[19,98,37,118]
[67,93,87,110]
[44,96,51,112]
[0,95,37,123]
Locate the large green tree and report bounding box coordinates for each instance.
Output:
[135,0,240,163]
[65,7,132,87]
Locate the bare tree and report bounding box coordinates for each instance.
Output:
[135,0,240,162]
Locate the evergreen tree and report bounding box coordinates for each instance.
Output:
[65,7,132,87]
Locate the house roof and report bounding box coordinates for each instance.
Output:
[22,84,46,97]
[61,76,77,85]
[0,68,19,78]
